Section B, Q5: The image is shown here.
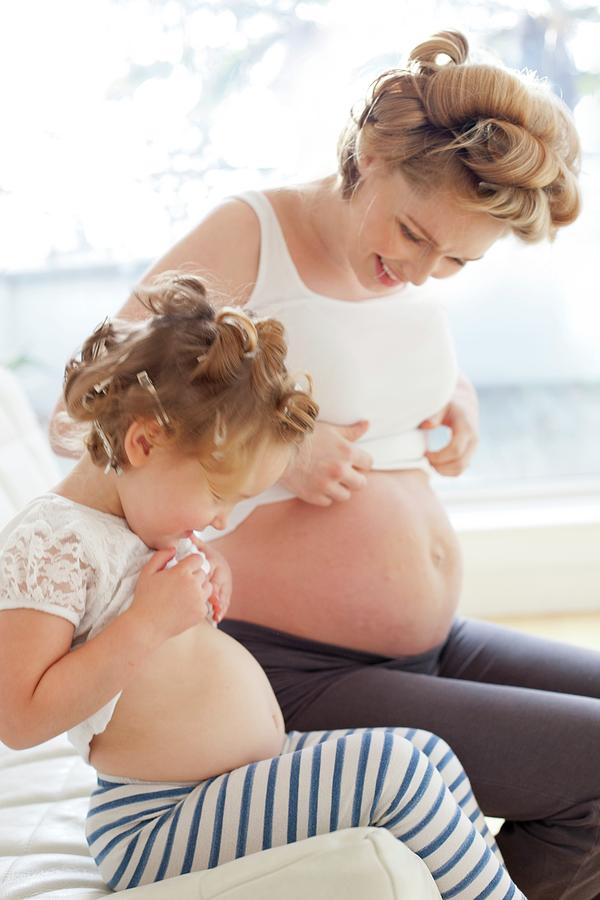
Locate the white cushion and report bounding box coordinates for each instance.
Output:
[118,828,439,899]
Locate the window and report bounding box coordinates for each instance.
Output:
[1,0,599,498]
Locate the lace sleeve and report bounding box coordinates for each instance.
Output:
[0,521,94,627]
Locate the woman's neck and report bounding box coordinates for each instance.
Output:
[276,174,376,302]
[302,175,353,267]
[53,455,125,519]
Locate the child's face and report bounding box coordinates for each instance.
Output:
[118,438,291,550]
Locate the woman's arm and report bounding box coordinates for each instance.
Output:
[48,199,261,455]
[0,549,211,749]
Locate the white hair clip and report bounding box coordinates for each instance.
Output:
[212,411,227,460]
[81,375,113,411]
[94,376,112,394]
[94,420,122,476]
[137,370,171,428]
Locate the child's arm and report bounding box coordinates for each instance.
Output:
[0,549,212,750]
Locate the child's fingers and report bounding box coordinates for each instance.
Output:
[145,547,176,573]
[176,554,211,579]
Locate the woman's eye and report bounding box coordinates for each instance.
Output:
[399,222,423,244]
[451,258,466,268]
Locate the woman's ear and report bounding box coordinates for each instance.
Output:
[356,152,374,176]
[123,420,163,468]
[354,132,379,178]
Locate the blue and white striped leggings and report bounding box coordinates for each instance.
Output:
[86,727,524,898]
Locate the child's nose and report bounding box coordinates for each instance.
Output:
[211,511,229,531]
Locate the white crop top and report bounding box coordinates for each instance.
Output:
[0,493,153,762]
[202,190,459,540]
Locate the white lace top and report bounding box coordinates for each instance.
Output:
[0,493,153,762]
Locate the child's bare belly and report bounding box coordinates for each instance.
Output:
[89,624,285,782]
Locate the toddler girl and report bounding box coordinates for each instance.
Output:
[0,272,524,898]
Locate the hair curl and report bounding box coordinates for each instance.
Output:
[338,30,581,241]
[63,271,319,478]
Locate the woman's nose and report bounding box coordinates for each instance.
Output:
[405,248,438,286]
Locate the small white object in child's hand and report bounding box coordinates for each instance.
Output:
[165,539,217,626]
[166,538,211,574]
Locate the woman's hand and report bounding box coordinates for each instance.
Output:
[421,374,480,477]
[279,420,373,506]
[190,537,232,623]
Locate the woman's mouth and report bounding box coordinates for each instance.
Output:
[375,255,405,288]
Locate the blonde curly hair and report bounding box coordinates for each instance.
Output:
[63,271,318,479]
[338,30,581,242]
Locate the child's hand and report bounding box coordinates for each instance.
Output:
[131,548,213,641]
[190,538,232,623]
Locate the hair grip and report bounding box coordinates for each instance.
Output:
[137,370,171,428]
[94,420,123,476]
[211,411,227,460]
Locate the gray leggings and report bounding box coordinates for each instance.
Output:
[220,616,600,900]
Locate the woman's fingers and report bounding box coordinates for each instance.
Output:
[326,483,353,503]
[351,446,374,471]
[342,468,368,491]
[426,435,476,476]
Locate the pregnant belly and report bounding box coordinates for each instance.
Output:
[213,470,462,657]
[89,624,285,782]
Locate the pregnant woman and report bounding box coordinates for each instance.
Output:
[52,31,597,899]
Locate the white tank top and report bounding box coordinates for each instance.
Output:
[203,190,458,540]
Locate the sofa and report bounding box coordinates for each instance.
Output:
[0,364,441,898]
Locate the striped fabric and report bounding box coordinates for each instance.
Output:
[86,727,523,898]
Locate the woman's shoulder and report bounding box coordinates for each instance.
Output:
[156,197,266,307]
[194,188,315,288]
[262,182,322,231]
[118,180,322,319]
[117,197,262,316]
[202,194,263,237]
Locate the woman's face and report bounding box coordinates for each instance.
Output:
[347,162,508,293]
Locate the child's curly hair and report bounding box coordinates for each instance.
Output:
[63,271,319,480]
